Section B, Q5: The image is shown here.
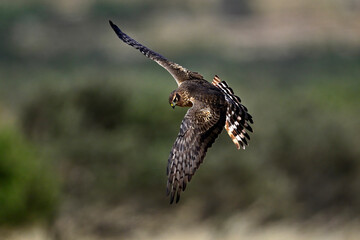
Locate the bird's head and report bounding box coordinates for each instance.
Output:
[169,89,193,109]
[169,91,181,109]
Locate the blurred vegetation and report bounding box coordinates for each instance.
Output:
[0,126,59,225]
[0,0,360,231]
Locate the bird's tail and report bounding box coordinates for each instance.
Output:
[212,75,253,149]
[109,20,203,85]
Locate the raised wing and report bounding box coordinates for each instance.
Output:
[109,20,203,86]
[166,103,226,203]
[212,75,253,149]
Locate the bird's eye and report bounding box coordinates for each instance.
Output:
[174,93,181,102]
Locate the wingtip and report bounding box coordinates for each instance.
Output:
[169,196,174,205]
[109,20,122,34]
[109,20,116,29]
[176,191,181,203]
[169,190,175,204]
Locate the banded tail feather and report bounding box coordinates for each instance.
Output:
[212,75,253,149]
[109,20,203,85]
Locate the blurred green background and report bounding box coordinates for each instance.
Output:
[1,0,360,239]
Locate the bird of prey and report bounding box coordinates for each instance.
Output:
[109,20,253,204]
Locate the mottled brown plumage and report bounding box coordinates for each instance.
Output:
[110,21,253,204]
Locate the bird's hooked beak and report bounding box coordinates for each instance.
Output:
[170,101,176,109]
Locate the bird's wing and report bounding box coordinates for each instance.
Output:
[166,102,226,203]
[109,20,203,86]
[212,75,253,149]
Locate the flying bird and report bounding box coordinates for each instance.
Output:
[109,20,253,204]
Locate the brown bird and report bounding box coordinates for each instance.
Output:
[109,20,253,204]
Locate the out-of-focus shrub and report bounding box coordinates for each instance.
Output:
[21,88,68,141]
[22,83,126,141]
[20,82,167,203]
[265,97,360,218]
[0,126,59,225]
[75,83,125,130]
